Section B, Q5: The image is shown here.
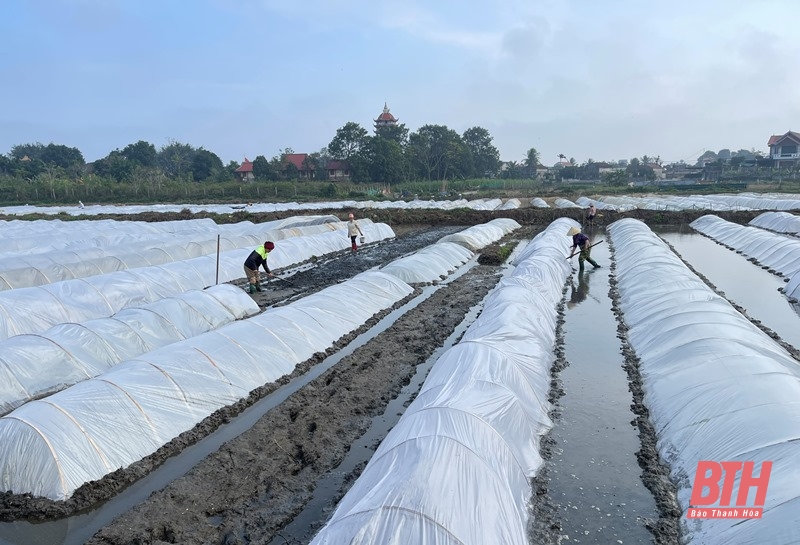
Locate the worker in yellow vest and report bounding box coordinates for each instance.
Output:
[243,241,275,293]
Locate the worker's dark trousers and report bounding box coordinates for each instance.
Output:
[579,248,599,270]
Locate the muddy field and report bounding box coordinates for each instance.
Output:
[0,208,780,545]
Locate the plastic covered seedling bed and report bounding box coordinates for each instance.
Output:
[691,215,800,278]
[309,218,574,545]
[749,211,800,236]
[0,216,388,291]
[0,224,396,341]
[609,218,800,545]
[0,271,413,501]
[436,218,521,251]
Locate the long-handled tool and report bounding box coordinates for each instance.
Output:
[272,275,296,287]
[567,239,604,259]
[259,275,297,291]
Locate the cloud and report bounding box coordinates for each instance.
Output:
[377,3,501,52]
[3,0,800,167]
[500,19,550,63]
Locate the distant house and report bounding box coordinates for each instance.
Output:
[283,153,350,181]
[768,131,800,169]
[519,162,546,179]
[584,161,624,179]
[664,163,704,180]
[283,153,314,179]
[235,158,254,182]
[646,163,665,179]
[534,163,550,180]
[702,162,723,181]
[552,160,571,169]
[326,160,350,180]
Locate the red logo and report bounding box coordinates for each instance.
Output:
[687,461,771,519]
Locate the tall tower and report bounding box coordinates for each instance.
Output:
[374,102,398,133]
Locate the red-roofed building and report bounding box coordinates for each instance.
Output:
[283,153,314,179]
[235,158,254,182]
[768,131,800,169]
[374,102,398,133]
[282,153,351,180]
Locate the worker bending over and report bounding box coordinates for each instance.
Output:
[243,241,275,293]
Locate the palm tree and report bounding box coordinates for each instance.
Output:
[558,153,566,163]
[501,160,521,179]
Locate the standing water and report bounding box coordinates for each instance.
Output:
[661,229,800,352]
[542,234,659,544]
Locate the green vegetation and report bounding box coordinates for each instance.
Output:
[2,134,800,208]
[0,123,540,206]
[497,243,514,262]
[1,173,797,208]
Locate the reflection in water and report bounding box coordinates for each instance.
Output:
[660,231,800,350]
[568,271,590,309]
[548,237,659,544]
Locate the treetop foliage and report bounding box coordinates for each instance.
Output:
[1,120,519,186]
[2,122,772,192]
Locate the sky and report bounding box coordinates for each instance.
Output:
[1,0,799,166]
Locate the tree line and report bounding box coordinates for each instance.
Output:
[2,130,783,205]
[0,124,542,187]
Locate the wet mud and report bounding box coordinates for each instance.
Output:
[605,236,683,545]
[0,223,526,545]
[530,235,678,545]
[0,208,776,545]
[84,249,506,545]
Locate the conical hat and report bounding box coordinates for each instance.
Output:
[567,227,581,236]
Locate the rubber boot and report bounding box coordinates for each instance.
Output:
[248,284,256,294]
[255,283,262,292]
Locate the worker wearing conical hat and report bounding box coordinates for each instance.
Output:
[568,226,600,271]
